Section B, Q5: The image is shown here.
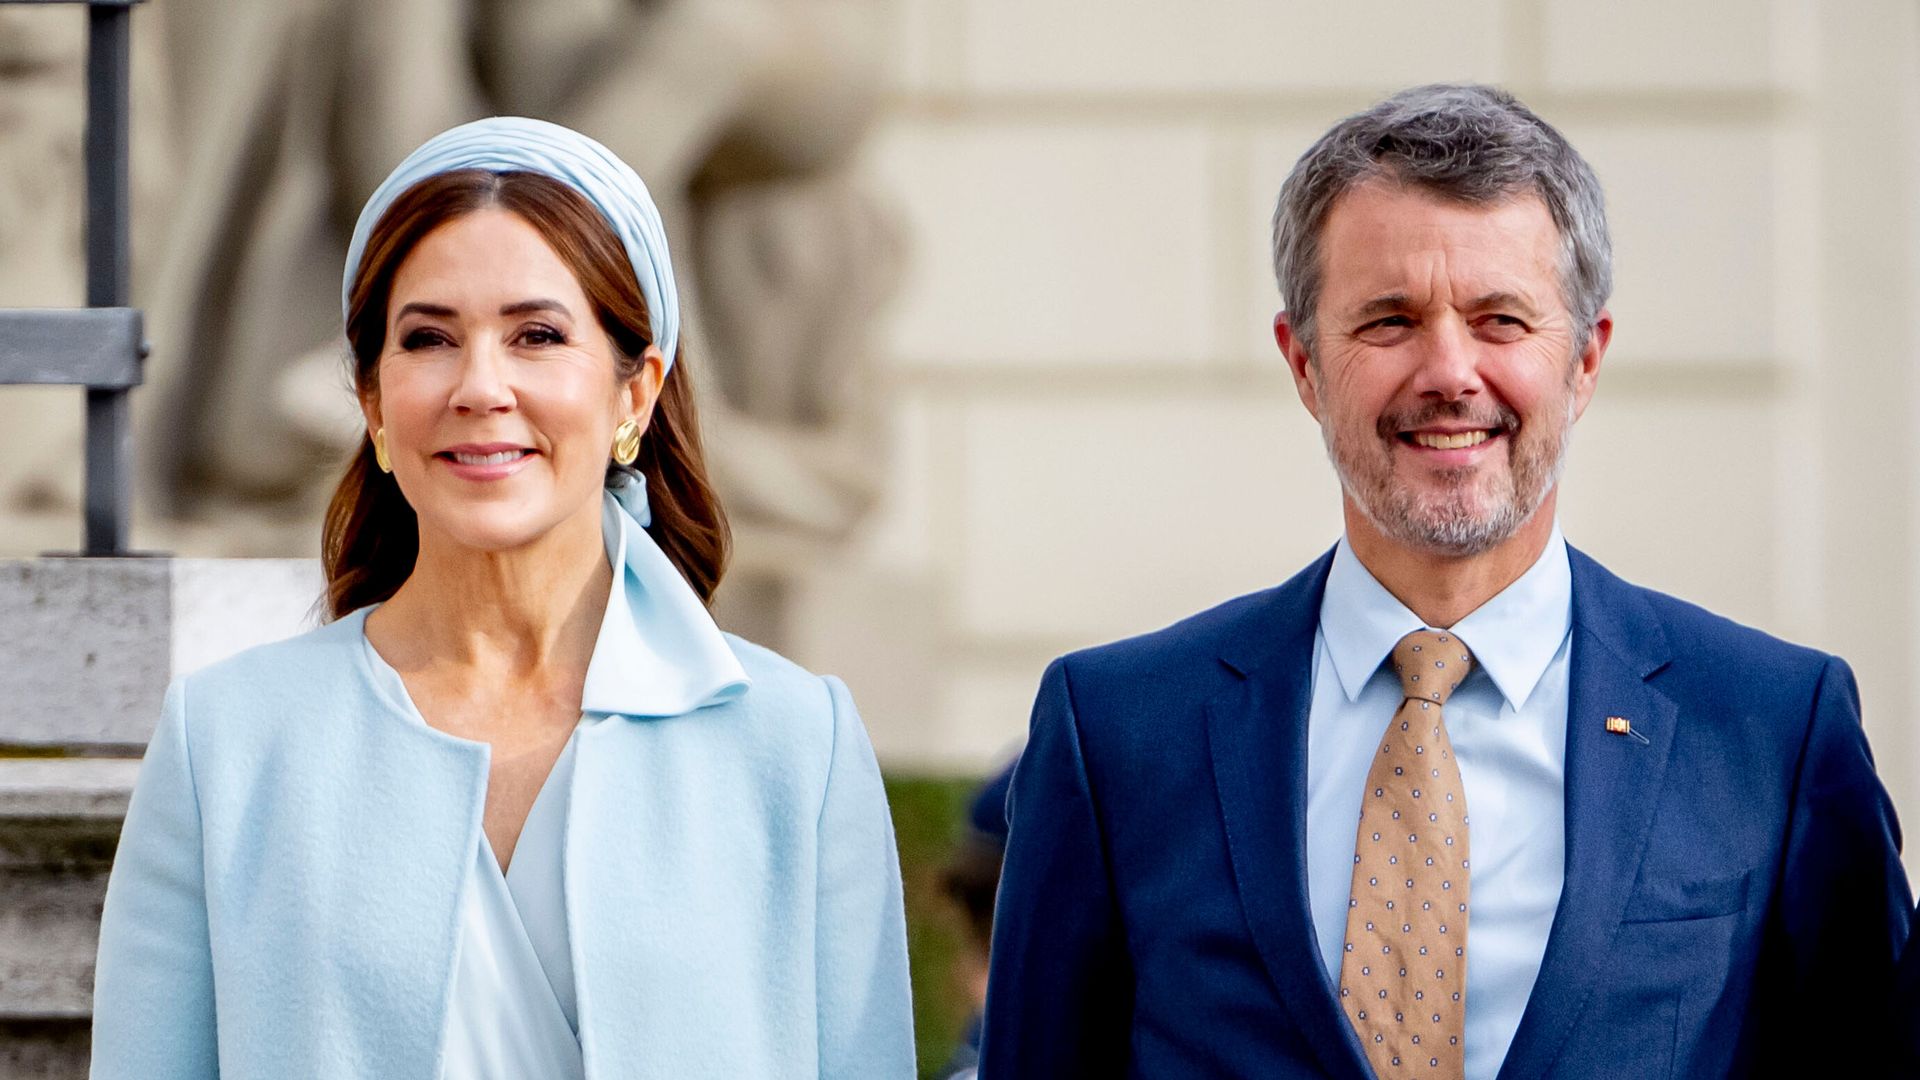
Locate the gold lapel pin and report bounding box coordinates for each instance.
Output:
[1605,716,1650,745]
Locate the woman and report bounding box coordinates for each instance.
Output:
[91,117,915,1079]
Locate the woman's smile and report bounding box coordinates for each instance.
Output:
[435,441,539,481]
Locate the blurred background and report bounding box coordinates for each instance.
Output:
[5,0,1920,1074]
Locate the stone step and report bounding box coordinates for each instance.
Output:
[0,759,139,1024]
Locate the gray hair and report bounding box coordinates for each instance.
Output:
[1271,83,1612,356]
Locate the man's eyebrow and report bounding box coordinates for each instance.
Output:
[1466,291,1542,316]
[393,301,457,321]
[1350,294,1413,321]
[500,298,572,318]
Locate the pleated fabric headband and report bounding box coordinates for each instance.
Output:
[341,116,681,368]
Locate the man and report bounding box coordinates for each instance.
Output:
[980,84,1910,1079]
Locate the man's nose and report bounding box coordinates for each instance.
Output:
[450,338,515,414]
[1410,318,1484,400]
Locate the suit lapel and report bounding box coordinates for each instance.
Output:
[1496,549,1676,1079]
[1208,551,1374,1080]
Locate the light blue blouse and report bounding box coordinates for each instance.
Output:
[439,723,587,1079]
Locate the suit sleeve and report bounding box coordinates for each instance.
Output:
[814,675,916,1078]
[1752,656,1911,1062]
[91,679,220,1078]
[980,657,1132,1078]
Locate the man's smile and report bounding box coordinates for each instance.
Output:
[1391,423,1511,463]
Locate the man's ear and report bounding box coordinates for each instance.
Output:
[1569,308,1612,423]
[1274,311,1321,421]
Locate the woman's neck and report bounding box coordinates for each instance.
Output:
[369,503,614,679]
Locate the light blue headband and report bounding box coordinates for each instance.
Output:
[342,116,680,367]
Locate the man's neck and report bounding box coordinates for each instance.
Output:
[1342,491,1559,629]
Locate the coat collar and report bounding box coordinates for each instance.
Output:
[580,489,750,718]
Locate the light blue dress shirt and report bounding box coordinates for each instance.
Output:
[1306,527,1572,1080]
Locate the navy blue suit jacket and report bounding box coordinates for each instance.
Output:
[981,547,1910,1078]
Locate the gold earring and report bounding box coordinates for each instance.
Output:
[372,428,393,473]
[612,419,641,466]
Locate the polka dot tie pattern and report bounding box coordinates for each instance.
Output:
[1337,630,1473,1079]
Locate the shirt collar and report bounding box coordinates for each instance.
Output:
[1318,524,1571,712]
[580,489,751,717]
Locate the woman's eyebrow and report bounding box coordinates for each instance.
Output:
[500,298,572,318]
[394,301,458,321]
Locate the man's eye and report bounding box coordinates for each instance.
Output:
[1478,315,1528,339]
[1356,315,1414,340]
[400,328,450,350]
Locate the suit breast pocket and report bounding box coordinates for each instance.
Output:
[1569,869,1754,1079]
[1621,868,1751,924]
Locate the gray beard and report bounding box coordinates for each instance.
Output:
[1324,401,1574,557]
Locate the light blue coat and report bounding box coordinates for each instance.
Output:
[91,497,915,1079]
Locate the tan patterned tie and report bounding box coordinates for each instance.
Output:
[1337,630,1473,1080]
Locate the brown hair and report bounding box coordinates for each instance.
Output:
[322,170,730,619]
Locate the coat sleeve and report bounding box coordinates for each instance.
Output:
[1748,656,1911,1065]
[979,657,1132,1078]
[814,675,916,1078]
[91,679,220,1078]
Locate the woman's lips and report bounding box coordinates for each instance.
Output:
[435,447,535,481]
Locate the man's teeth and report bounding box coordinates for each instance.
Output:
[1411,430,1493,450]
[451,450,526,465]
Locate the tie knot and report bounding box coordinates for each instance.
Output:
[1392,630,1474,705]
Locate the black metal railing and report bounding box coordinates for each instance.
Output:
[0,0,146,555]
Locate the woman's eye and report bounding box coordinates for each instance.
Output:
[400,328,450,350]
[518,325,566,346]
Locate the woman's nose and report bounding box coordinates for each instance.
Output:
[449,339,515,414]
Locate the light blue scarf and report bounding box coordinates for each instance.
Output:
[342,116,681,369]
[586,487,749,715]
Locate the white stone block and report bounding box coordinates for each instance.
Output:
[850,393,940,573]
[1558,123,1779,367]
[0,558,324,747]
[1542,0,1803,92]
[783,559,945,769]
[1558,394,1779,631]
[866,118,1218,367]
[960,0,1504,95]
[954,388,1344,642]
[883,0,956,95]
[937,660,1050,772]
